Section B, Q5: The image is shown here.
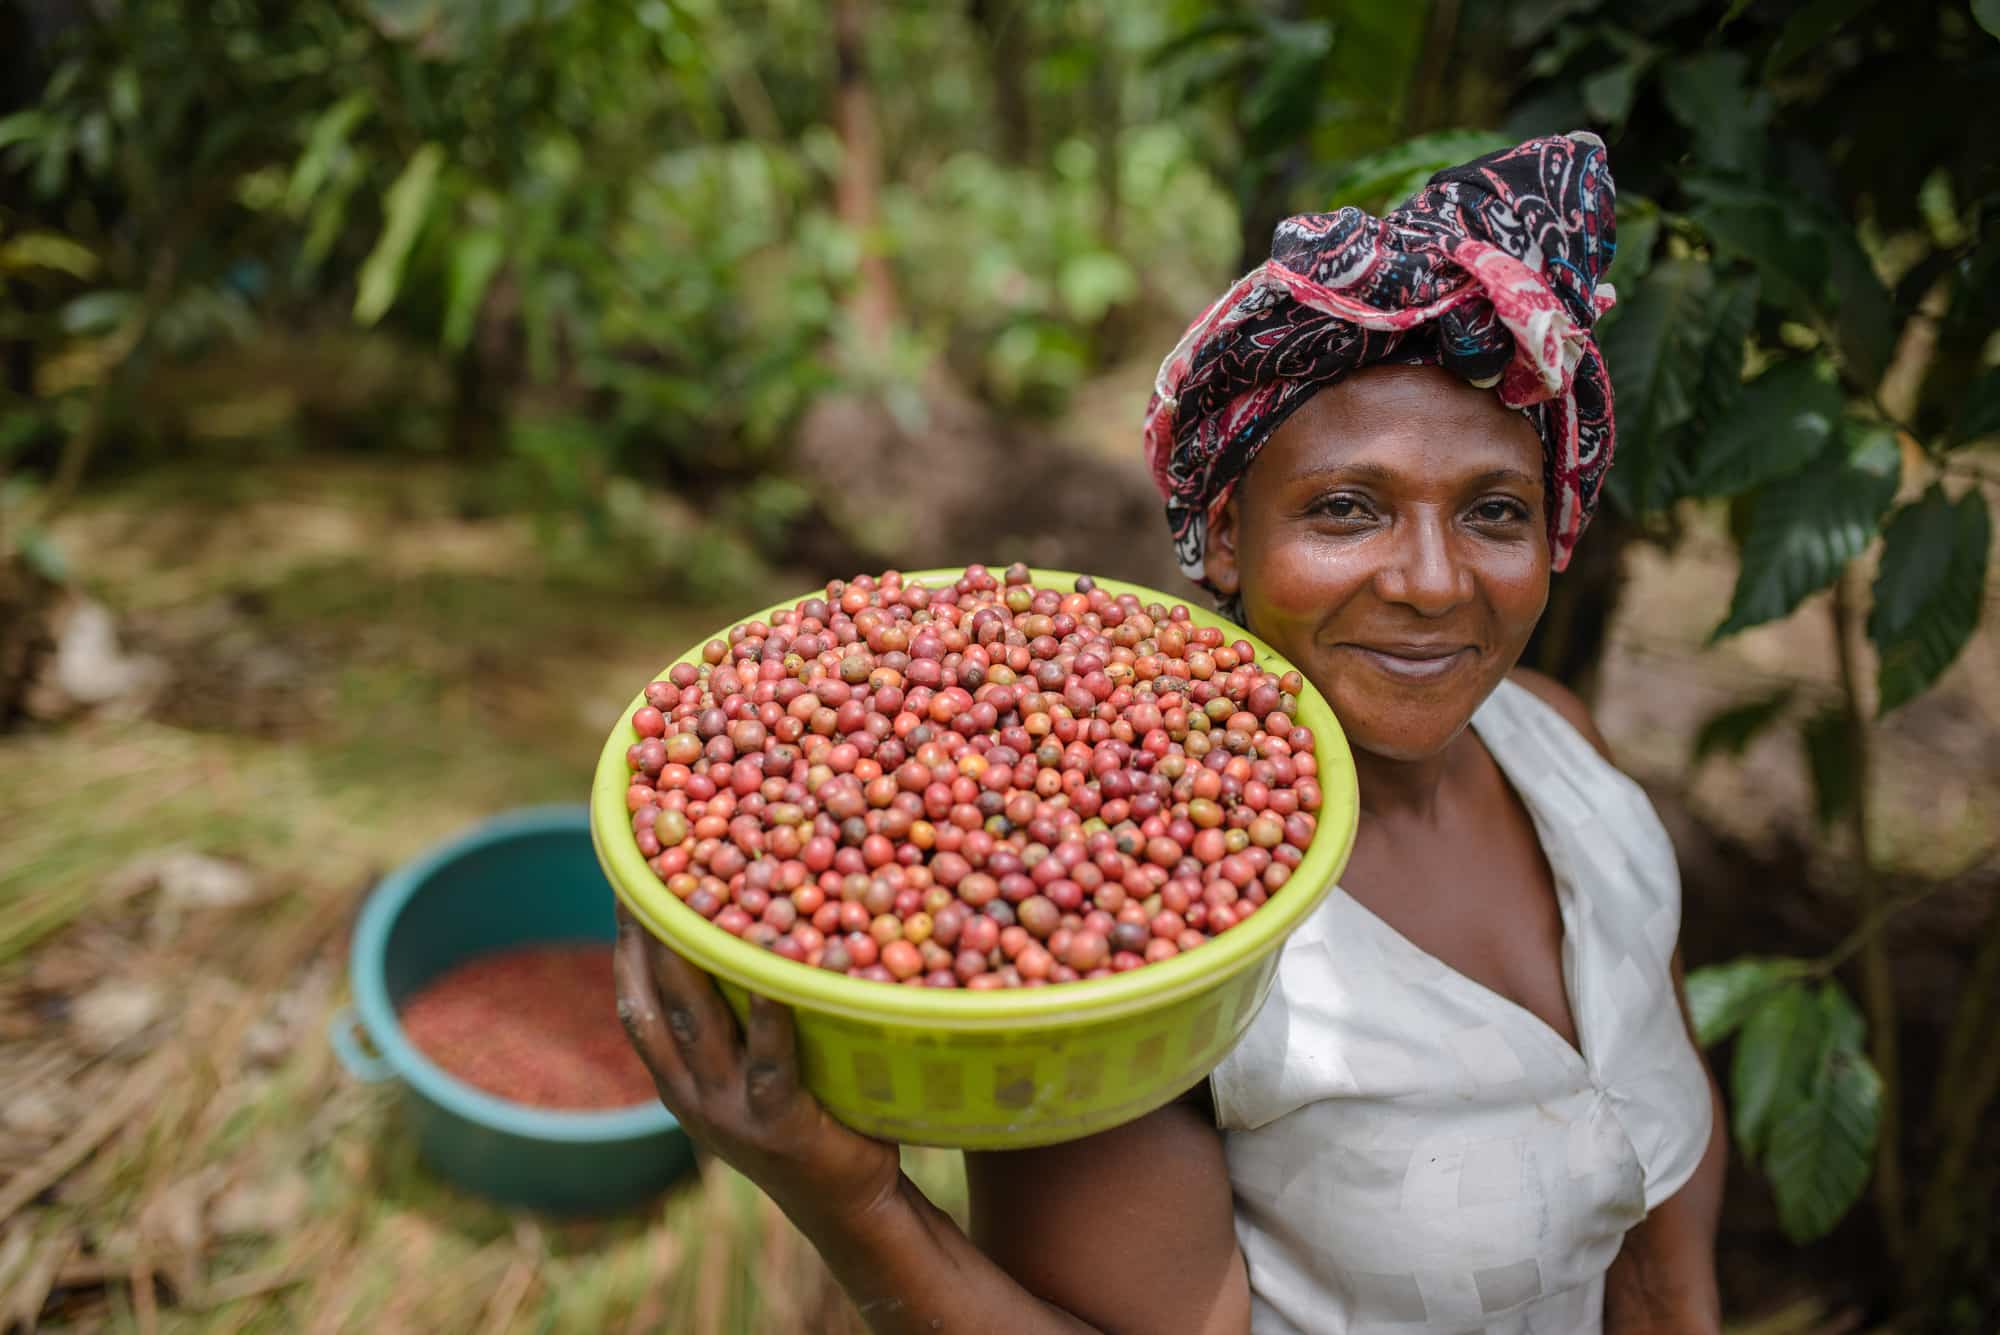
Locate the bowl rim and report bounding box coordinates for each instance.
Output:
[597,567,1359,1031]
[349,804,683,1143]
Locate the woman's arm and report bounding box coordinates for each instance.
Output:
[614,906,1250,1335]
[966,1092,1250,1335]
[1603,953,1727,1334]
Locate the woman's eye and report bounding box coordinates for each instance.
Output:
[1474,499,1529,523]
[1315,494,1369,520]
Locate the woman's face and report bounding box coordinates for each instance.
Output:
[1205,364,1551,764]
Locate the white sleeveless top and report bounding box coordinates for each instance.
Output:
[1210,679,1712,1335]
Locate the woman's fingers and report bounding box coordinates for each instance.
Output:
[613,906,691,1101]
[742,993,801,1119]
[643,930,741,1094]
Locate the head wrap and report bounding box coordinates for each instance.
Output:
[1142,130,1618,591]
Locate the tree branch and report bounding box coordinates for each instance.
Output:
[1910,897,2000,1291]
[1830,572,1906,1261]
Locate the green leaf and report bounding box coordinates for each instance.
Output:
[1686,179,1829,316]
[18,529,70,584]
[1243,21,1334,152]
[1631,0,1712,28]
[58,290,138,336]
[1712,423,1901,637]
[1323,130,1516,211]
[1508,0,1605,45]
[0,232,99,279]
[1661,52,1770,175]
[364,0,442,40]
[1731,980,1825,1158]
[1526,20,1599,78]
[1692,273,1759,430]
[1769,1051,1881,1241]
[1600,258,1715,512]
[1764,983,1879,1243]
[1686,957,1807,1046]
[0,110,53,152]
[1823,225,1896,390]
[1058,252,1139,324]
[1950,368,2000,444]
[1693,688,1795,764]
[1802,705,1860,829]
[1687,358,1843,497]
[287,92,373,216]
[1147,12,1262,71]
[1869,487,1992,712]
[354,144,444,328]
[1582,59,1645,126]
[1685,176,1892,384]
[1766,0,1878,77]
[443,229,505,352]
[109,65,140,126]
[1814,978,1867,1056]
[1977,0,2000,38]
[1605,195,1660,290]
[299,157,362,277]
[0,410,48,461]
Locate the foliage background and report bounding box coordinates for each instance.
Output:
[0,0,1994,1331]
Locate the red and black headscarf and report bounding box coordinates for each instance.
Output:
[1142,130,1618,592]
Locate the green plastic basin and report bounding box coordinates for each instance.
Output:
[594,569,1358,1149]
[331,805,693,1214]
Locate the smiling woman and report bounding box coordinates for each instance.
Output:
[1163,355,1721,1335]
[611,131,1727,1335]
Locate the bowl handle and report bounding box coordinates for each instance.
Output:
[328,1005,396,1083]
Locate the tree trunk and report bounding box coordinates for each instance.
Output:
[1523,509,1632,706]
[968,0,1033,165]
[1236,164,1296,275]
[1832,572,1907,1264]
[832,0,898,358]
[0,548,58,729]
[1404,0,1462,132]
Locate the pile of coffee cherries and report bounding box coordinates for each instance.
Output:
[622,564,1323,989]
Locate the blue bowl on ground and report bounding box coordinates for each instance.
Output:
[329,805,693,1214]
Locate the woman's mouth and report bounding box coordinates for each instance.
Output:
[1340,643,1475,682]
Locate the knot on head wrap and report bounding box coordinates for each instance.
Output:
[1142,130,1619,590]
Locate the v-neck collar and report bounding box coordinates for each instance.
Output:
[1331,683,1592,1075]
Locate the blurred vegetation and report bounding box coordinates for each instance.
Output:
[0,0,1243,607]
[1,0,1996,1330]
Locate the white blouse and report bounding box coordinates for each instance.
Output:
[1210,678,1712,1335]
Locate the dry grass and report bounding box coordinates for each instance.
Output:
[0,458,966,1332]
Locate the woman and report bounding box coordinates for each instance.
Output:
[614,131,1727,1334]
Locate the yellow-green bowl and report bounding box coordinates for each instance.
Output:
[592,568,1357,1149]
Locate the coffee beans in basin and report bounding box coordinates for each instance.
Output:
[623,564,1322,989]
[400,944,656,1109]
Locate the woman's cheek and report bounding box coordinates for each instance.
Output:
[1255,532,1369,622]
[1480,545,1552,641]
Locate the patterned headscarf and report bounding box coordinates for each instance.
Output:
[1142,130,1618,591]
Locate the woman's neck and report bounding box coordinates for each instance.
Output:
[1349,734,1471,825]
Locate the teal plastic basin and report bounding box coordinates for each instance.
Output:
[330,805,693,1214]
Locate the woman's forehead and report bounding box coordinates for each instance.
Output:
[1256,367,1545,486]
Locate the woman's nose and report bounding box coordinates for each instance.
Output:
[1373,512,1474,615]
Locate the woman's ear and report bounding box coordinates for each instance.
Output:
[1204,496,1242,597]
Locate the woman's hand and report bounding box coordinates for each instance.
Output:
[613,903,902,1231]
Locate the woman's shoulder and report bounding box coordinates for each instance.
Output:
[1502,667,1615,763]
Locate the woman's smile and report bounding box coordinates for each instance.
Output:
[1337,640,1478,683]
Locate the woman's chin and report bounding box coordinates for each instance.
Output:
[1326,690,1488,766]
